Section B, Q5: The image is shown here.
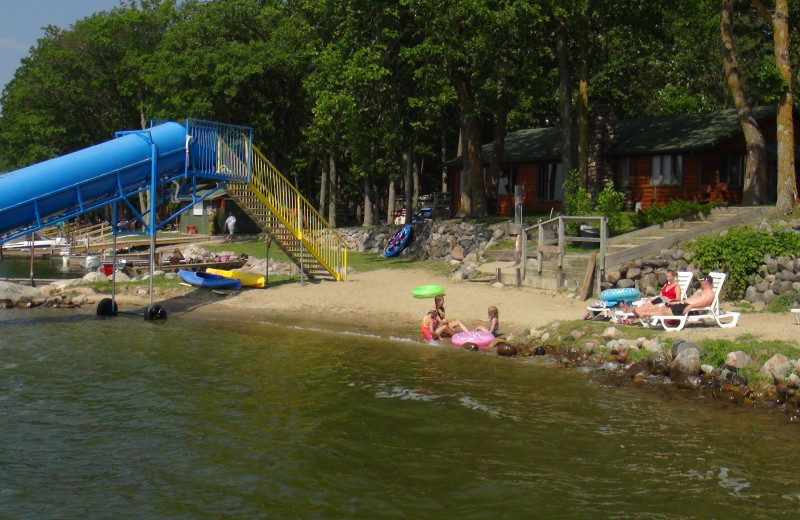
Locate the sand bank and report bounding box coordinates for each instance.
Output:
[187,268,799,345]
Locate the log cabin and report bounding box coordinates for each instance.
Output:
[449,106,800,216]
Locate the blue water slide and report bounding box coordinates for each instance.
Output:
[0,119,252,245]
[0,122,187,241]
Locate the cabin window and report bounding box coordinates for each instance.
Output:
[537,162,563,201]
[650,154,683,186]
[718,153,744,187]
[497,166,518,196]
[615,157,631,189]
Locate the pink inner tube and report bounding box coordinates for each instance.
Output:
[451,330,495,347]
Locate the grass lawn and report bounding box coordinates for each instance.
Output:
[204,239,451,274]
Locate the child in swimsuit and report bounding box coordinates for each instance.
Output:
[420,295,467,341]
[475,306,500,336]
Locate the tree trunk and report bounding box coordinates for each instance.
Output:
[441,129,448,193]
[139,103,147,132]
[363,176,373,226]
[319,152,329,216]
[328,155,337,227]
[556,18,575,205]
[771,0,797,214]
[488,74,509,214]
[722,0,767,205]
[137,192,149,231]
[452,72,487,217]
[404,150,413,223]
[577,53,590,187]
[413,158,420,214]
[387,180,396,225]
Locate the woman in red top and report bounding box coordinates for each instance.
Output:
[620,270,681,315]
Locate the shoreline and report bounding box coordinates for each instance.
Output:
[95,266,800,347]
[10,266,800,418]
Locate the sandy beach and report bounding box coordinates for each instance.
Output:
[149,267,800,346]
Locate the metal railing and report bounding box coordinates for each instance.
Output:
[521,215,607,279]
[248,146,348,281]
[185,119,252,182]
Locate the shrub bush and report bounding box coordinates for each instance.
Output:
[632,199,723,228]
[563,170,624,236]
[688,226,800,299]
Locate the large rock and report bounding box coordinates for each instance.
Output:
[626,267,642,280]
[109,271,132,282]
[616,278,636,289]
[762,354,790,382]
[0,281,51,307]
[744,286,762,304]
[765,256,779,275]
[670,339,701,360]
[778,257,795,273]
[670,348,701,377]
[647,351,670,375]
[725,351,754,370]
[83,271,107,282]
[602,326,624,339]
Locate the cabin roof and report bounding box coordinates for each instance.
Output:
[450,106,778,166]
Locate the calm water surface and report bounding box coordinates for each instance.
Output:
[1,306,799,519]
[0,256,85,279]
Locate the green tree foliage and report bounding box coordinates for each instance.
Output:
[145,0,312,171]
[0,0,798,223]
[0,1,182,169]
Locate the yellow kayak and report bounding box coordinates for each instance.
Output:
[206,268,265,288]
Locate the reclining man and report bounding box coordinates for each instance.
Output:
[622,274,715,319]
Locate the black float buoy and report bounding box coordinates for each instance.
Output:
[96,298,118,316]
[143,304,167,321]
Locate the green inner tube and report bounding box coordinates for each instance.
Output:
[412,284,445,299]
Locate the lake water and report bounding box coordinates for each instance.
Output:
[1,306,800,519]
[0,255,86,280]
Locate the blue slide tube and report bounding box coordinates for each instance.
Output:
[0,122,188,238]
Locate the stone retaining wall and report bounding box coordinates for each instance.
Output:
[601,248,699,296]
[338,220,506,263]
[602,248,800,307]
[743,254,800,306]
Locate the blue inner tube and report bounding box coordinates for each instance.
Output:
[384,224,412,257]
[599,287,640,303]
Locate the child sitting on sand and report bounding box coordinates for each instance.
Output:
[420,295,468,341]
[475,306,500,337]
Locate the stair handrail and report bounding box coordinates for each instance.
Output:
[520,215,607,280]
[247,146,348,281]
[184,119,252,182]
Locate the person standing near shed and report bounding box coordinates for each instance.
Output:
[208,208,217,235]
[224,212,237,242]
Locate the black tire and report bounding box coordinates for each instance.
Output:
[97,298,118,316]
[143,304,167,321]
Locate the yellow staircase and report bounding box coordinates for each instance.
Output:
[225,146,347,281]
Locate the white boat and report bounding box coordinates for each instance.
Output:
[4,235,70,250]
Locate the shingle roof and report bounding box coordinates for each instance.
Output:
[449,106,778,166]
[607,105,776,155]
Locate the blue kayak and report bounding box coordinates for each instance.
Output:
[384,224,412,257]
[178,270,242,290]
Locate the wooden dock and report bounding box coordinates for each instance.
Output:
[1,234,204,258]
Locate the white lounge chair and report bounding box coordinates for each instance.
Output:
[792,309,800,325]
[611,271,693,324]
[648,271,740,332]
